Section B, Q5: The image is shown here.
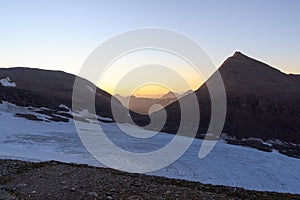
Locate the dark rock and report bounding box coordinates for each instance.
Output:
[150,52,300,149]
[14,113,43,121]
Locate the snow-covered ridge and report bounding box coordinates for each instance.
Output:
[0,77,16,87]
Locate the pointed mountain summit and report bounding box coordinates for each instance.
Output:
[151,52,300,157]
[160,91,177,99]
[215,52,300,111]
[219,51,292,91]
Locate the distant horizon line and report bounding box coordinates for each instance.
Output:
[114,90,193,99]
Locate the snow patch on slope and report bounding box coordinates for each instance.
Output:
[0,77,16,87]
[59,104,70,111]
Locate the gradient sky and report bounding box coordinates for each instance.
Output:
[0,0,299,96]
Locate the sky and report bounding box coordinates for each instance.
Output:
[0,0,299,96]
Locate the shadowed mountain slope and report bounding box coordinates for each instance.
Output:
[154,52,300,147]
[0,67,148,123]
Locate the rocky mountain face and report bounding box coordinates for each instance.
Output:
[219,52,299,141]
[0,67,147,124]
[152,52,300,157]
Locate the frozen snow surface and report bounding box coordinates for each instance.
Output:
[0,77,16,87]
[0,102,299,194]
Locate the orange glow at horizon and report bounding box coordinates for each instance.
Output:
[97,49,207,98]
[132,84,177,98]
[101,78,203,98]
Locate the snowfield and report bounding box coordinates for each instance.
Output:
[0,102,299,194]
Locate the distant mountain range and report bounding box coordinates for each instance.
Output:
[114,91,191,114]
[0,52,299,158]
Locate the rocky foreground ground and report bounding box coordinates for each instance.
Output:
[0,159,299,200]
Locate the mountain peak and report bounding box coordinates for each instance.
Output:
[230,51,251,60]
[221,51,250,66]
[232,51,243,57]
[219,51,286,78]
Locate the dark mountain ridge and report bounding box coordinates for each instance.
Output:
[218,52,300,142]
[0,67,147,123]
[151,52,300,157]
